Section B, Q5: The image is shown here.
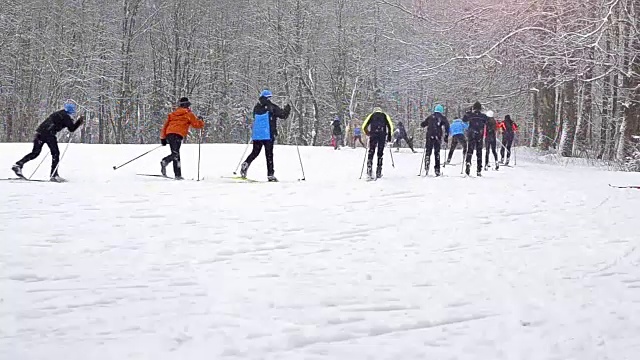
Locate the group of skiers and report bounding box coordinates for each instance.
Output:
[10,91,516,182]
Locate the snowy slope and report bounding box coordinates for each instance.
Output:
[1,142,639,360]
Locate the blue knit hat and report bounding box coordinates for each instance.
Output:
[260,89,273,98]
[64,103,77,115]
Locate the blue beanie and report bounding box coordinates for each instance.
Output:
[260,89,272,98]
[434,104,444,114]
[64,103,77,115]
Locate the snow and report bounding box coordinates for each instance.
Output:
[1,142,640,360]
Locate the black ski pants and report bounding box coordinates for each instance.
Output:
[17,132,60,176]
[485,136,498,165]
[162,134,183,177]
[245,140,275,176]
[501,133,514,161]
[424,136,441,171]
[465,135,483,173]
[395,135,415,151]
[367,134,386,171]
[353,135,365,148]
[447,134,467,162]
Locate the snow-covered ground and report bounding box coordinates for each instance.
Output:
[1,142,639,360]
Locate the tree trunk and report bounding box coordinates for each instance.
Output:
[561,80,577,157]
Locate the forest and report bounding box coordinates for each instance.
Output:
[1,0,638,170]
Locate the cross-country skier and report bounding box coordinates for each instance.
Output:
[362,107,394,180]
[393,121,416,153]
[352,123,365,148]
[331,116,343,150]
[12,102,85,182]
[484,110,499,171]
[160,97,205,180]
[462,101,489,176]
[420,104,450,176]
[240,90,291,182]
[446,117,468,165]
[498,114,518,165]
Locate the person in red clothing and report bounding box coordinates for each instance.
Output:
[160,97,205,179]
[498,114,518,165]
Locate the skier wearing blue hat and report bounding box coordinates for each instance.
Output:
[12,101,85,182]
[240,90,291,182]
[419,104,450,176]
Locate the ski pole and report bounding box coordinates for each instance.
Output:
[461,146,467,175]
[359,146,368,179]
[49,131,75,178]
[295,134,306,181]
[233,138,252,175]
[514,136,518,166]
[112,145,162,170]
[441,141,446,175]
[197,129,202,181]
[28,149,50,180]
[418,138,427,176]
[388,142,395,168]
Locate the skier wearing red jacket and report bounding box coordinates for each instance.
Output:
[498,115,518,165]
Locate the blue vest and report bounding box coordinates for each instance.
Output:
[252,112,271,141]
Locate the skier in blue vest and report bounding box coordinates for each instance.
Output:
[240,90,291,182]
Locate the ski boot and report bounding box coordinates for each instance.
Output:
[160,160,168,177]
[268,175,278,182]
[240,162,249,178]
[435,168,441,177]
[174,176,184,180]
[376,166,383,179]
[495,163,500,170]
[366,164,374,181]
[477,170,482,177]
[465,163,471,176]
[50,175,66,183]
[484,164,489,171]
[12,164,24,178]
[505,158,510,166]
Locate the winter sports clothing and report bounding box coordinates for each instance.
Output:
[362,109,394,140]
[485,116,499,170]
[420,112,450,175]
[352,127,365,148]
[331,118,343,149]
[393,122,415,152]
[242,92,291,178]
[447,134,467,164]
[500,115,518,164]
[433,104,444,114]
[462,106,488,175]
[13,109,84,179]
[64,103,77,115]
[449,118,468,136]
[159,98,204,178]
[362,108,394,179]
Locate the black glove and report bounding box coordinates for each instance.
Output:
[444,136,449,143]
[386,134,391,143]
[284,104,291,113]
[161,138,167,146]
[197,115,204,121]
[76,115,85,126]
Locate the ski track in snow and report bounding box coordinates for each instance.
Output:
[1,143,639,360]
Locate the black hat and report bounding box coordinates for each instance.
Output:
[178,97,191,108]
[473,101,482,111]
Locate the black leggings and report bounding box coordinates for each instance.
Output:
[162,134,183,177]
[501,133,514,160]
[465,136,484,172]
[424,136,441,170]
[447,134,467,162]
[485,136,498,165]
[245,140,275,176]
[367,135,386,170]
[17,133,60,176]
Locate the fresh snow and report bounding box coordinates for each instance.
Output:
[1,142,639,360]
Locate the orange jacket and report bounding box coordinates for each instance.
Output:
[160,108,204,139]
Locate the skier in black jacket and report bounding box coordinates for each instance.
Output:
[420,104,450,176]
[462,101,488,176]
[393,122,416,152]
[12,102,84,182]
[362,107,394,180]
[331,116,343,150]
[484,110,499,171]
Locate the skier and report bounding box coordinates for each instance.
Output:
[352,123,365,148]
[462,101,489,176]
[240,90,291,181]
[362,107,394,180]
[498,114,518,165]
[12,102,85,182]
[393,121,416,153]
[331,116,343,150]
[160,97,205,180]
[446,117,469,165]
[484,110,499,170]
[420,104,450,176]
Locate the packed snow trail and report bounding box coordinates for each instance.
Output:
[1,143,639,360]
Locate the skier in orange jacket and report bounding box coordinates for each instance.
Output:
[160,97,205,179]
